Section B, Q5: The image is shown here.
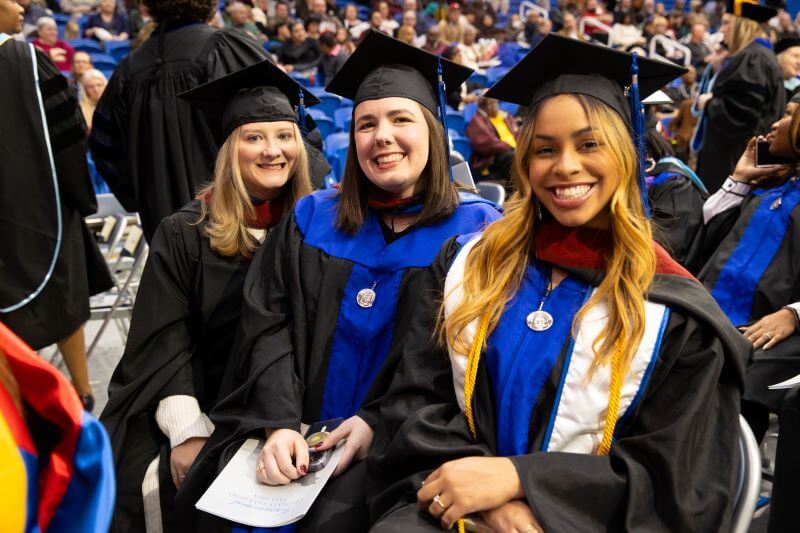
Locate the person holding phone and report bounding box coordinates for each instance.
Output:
[368,36,747,533]
[699,93,800,447]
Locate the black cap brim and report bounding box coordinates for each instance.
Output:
[324,29,473,113]
[775,37,800,55]
[726,0,778,22]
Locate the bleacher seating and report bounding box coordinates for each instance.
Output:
[105,41,130,63]
[308,109,335,139]
[333,107,353,132]
[446,110,466,136]
[452,137,472,162]
[68,38,103,54]
[318,93,344,119]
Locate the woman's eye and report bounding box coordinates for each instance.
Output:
[535,147,554,156]
[581,140,600,151]
[247,135,261,143]
[278,133,293,141]
[357,121,374,131]
[393,116,411,123]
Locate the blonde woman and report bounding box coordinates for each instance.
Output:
[695,0,784,191]
[368,36,749,533]
[99,61,317,532]
[78,68,107,130]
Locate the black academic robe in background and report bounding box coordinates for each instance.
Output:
[175,190,500,531]
[89,23,269,242]
[647,157,708,273]
[0,39,112,348]
[696,40,784,192]
[99,201,253,532]
[368,238,747,532]
[699,177,800,436]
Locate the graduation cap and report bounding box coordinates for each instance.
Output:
[485,34,685,217]
[179,59,321,141]
[326,30,473,181]
[725,0,777,23]
[775,36,800,55]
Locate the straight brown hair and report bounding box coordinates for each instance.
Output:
[335,103,460,233]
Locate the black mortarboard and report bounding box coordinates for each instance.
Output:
[485,34,686,126]
[179,59,320,141]
[775,36,800,55]
[325,29,473,114]
[725,0,777,23]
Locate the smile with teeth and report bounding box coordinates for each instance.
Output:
[375,153,405,165]
[257,162,285,170]
[553,184,593,200]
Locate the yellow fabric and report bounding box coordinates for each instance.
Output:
[488,113,517,149]
[597,337,625,456]
[0,413,27,533]
[733,0,758,16]
[463,310,492,440]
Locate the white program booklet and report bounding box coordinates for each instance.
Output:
[195,438,344,528]
[769,372,800,390]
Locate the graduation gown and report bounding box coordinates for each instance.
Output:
[700,177,800,421]
[99,200,254,532]
[0,38,112,349]
[646,156,708,273]
[696,40,784,193]
[89,23,269,242]
[368,229,747,532]
[176,189,501,529]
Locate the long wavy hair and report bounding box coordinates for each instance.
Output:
[442,94,657,377]
[725,13,767,55]
[197,123,313,258]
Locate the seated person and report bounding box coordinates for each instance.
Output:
[277,21,322,73]
[32,16,74,71]
[225,1,262,41]
[465,94,518,182]
[84,0,130,42]
[698,94,800,446]
[368,35,746,533]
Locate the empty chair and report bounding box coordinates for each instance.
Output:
[324,131,350,160]
[334,107,352,132]
[498,101,518,115]
[446,111,465,136]
[105,41,130,63]
[312,115,334,139]
[318,93,344,119]
[452,138,472,162]
[90,52,118,71]
[334,144,350,181]
[476,181,506,206]
[68,38,103,54]
[486,66,509,86]
[468,72,488,88]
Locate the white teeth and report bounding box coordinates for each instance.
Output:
[258,163,283,170]
[376,153,404,164]
[554,184,591,200]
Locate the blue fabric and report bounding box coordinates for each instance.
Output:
[235,526,295,533]
[20,448,39,533]
[484,262,593,456]
[753,37,773,50]
[649,156,708,194]
[295,189,500,417]
[47,412,115,533]
[711,179,800,326]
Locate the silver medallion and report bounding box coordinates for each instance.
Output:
[771,198,782,211]
[526,310,553,331]
[356,288,376,308]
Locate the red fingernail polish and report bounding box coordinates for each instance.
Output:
[314,443,323,449]
[300,465,308,475]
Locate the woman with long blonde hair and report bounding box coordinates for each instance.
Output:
[99,61,317,531]
[695,0,784,192]
[368,36,749,533]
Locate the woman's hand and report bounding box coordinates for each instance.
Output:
[316,415,373,476]
[740,308,798,350]
[417,457,523,529]
[170,437,207,489]
[256,428,309,485]
[731,137,792,184]
[696,93,713,110]
[481,500,543,533]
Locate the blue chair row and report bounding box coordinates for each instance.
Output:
[67,38,130,61]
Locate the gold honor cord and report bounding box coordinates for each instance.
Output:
[732,0,759,16]
[457,314,626,532]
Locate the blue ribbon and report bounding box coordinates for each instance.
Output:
[628,52,650,218]
[297,87,308,138]
[436,55,455,182]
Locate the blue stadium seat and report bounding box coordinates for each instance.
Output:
[334,144,350,180]
[105,41,130,62]
[462,102,478,124]
[90,53,118,71]
[452,138,472,162]
[333,107,352,132]
[68,38,103,54]
[499,101,518,115]
[469,72,488,88]
[312,115,335,139]
[446,111,465,136]
[324,131,350,160]
[486,66,509,86]
[265,40,283,53]
[318,94,343,119]
[77,15,91,37]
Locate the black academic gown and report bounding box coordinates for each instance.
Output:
[696,40,784,192]
[99,200,253,532]
[89,23,269,242]
[176,189,500,532]
[699,177,800,434]
[0,39,112,348]
[368,237,747,532]
[647,156,709,273]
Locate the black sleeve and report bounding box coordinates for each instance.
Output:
[366,238,493,523]
[101,215,199,444]
[648,178,707,268]
[36,49,97,216]
[510,311,741,532]
[695,201,744,270]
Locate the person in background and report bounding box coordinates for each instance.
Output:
[277,20,322,73]
[128,0,153,40]
[557,11,588,41]
[78,68,107,131]
[264,1,291,39]
[476,9,495,38]
[582,0,613,43]
[69,50,92,92]
[438,2,465,44]
[667,66,699,161]
[84,0,129,42]
[775,9,798,41]
[32,16,74,71]
[311,0,341,34]
[397,22,416,44]
[695,0,784,192]
[458,24,484,71]
[18,0,49,36]
[776,37,800,100]
[89,0,269,243]
[685,21,710,70]
[319,30,349,83]
[226,2,261,41]
[465,93,518,182]
[402,0,431,36]
[59,0,99,16]
[550,0,567,30]
[305,15,321,40]
[423,24,446,54]
[442,45,478,110]
[376,0,399,34]
[343,2,368,39]
[337,25,357,53]
[612,11,645,49]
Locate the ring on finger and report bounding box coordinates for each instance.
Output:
[256,462,266,474]
[763,332,773,340]
[433,494,447,510]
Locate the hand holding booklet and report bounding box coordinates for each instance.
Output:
[196,437,344,528]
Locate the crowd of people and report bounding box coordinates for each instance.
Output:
[2,0,800,532]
